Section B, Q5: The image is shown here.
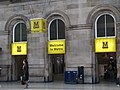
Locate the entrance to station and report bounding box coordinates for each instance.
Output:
[96,52,117,82]
[50,54,65,81]
[13,55,27,80]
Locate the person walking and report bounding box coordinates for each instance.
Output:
[22,59,29,88]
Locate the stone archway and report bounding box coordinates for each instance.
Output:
[4,14,30,81]
[45,10,70,27]
[43,10,70,82]
[86,4,120,83]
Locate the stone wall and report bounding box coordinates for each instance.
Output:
[27,33,46,81]
[66,28,92,83]
[0,0,119,83]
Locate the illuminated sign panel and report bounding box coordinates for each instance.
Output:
[95,38,116,53]
[12,42,27,55]
[48,40,65,54]
[30,18,47,33]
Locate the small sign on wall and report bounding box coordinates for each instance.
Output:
[95,38,116,53]
[12,42,27,55]
[30,18,47,33]
[48,39,66,54]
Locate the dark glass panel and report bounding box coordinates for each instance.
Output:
[14,23,20,42]
[97,15,105,37]
[21,23,27,41]
[106,15,115,36]
[58,20,65,39]
[50,20,57,40]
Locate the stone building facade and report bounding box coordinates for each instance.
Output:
[0,0,120,84]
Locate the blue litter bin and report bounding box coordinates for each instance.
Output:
[64,71,77,84]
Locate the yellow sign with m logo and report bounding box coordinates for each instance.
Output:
[12,42,27,55]
[31,18,47,33]
[95,38,116,53]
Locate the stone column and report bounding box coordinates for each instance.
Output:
[116,22,120,84]
[116,45,120,84]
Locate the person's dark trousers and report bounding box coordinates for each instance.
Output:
[116,78,120,85]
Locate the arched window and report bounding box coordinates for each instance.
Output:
[48,19,65,40]
[13,21,27,42]
[95,14,116,38]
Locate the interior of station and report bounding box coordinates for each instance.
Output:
[96,52,117,82]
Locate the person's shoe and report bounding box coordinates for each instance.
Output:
[25,84,28,89]
[117,84,119,87]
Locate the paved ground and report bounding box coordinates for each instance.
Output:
[0,81,119,90]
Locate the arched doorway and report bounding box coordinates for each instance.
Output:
[95,13,117,83]
[12,21,27,80]
[48,19,65,81]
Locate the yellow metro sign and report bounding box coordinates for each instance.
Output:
[12,42,27,55]
[48,40,66,54]
[31,18,47,33]
[95,38,116,53]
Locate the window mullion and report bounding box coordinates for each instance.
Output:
[48,26,50,40]
[20,23,22,42]
[56,19,58,40]
[105,14,107,37]
[13,27,15,42]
